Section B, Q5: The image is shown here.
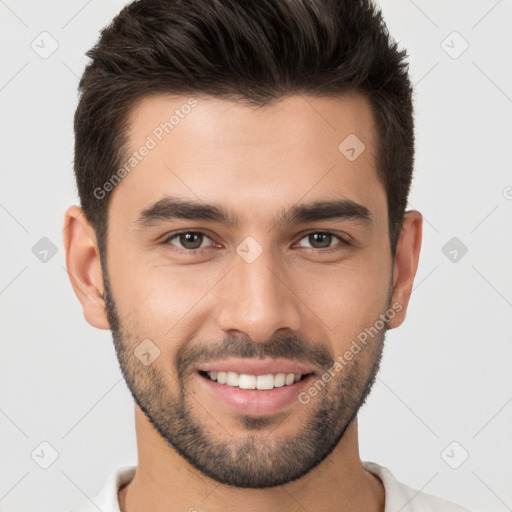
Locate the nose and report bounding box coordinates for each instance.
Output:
[216,246,302,343]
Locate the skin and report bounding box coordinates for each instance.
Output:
[63,92,422,512]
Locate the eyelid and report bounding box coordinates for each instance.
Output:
[294,230,352,249]
[162,230,218,251]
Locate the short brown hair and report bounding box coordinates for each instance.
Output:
[74,0,414,257]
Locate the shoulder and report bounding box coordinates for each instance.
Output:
[61,466,137,512]
[362,461,476,512]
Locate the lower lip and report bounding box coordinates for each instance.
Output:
[197,372,315,416]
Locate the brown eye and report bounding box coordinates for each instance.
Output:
[308,233,333,249]
[165,232,211,250]
[296,232,348,250]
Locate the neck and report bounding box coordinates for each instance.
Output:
[119,406,384,512]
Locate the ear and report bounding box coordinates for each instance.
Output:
[388,210,423,329]
[62,205,110,330]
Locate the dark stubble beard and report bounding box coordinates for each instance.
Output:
[102,266,388,489]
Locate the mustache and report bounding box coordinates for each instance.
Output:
[176,332,334,375]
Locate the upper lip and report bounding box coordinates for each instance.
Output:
[196,358,316,376]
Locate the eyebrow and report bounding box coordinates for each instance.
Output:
[135,195,372,229]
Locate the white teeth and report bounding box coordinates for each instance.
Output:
[273,373,286,387]
[226,371,239,386]
[205,371,305,389]
[256,374,274,390]
[238,374,256,389]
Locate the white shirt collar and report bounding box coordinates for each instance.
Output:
[67,461,472,512]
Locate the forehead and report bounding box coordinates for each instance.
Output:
[126,91,376,155]
[110,92,384,226]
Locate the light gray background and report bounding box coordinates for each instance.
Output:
[1,1,511,511]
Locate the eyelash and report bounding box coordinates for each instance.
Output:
[161,230,351,254]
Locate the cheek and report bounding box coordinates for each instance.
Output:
[107,257,224,348]
[291,253,391,337]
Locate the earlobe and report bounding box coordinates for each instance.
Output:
[388,210,423,329]
[62,205,111,330]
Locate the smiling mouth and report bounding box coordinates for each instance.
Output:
[198,370,312,391]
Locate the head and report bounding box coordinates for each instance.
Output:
[64,0,421,489]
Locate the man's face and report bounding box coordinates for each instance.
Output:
[103,93,393,487]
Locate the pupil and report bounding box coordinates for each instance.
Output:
[310,233,331,248]
[181,233,202,249]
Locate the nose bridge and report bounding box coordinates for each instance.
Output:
[216,243,302,342]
